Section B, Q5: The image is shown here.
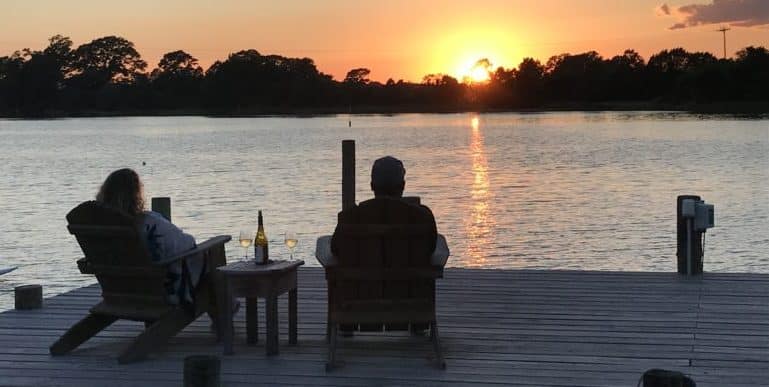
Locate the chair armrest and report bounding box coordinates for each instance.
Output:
[315,235,338,268]
[316,234,448,269]
[153,235,232,266]
[430,234,450,268]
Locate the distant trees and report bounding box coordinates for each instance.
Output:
[514,58,546,107]
[69,36,147,88]
[0,34,767,116]
[202,49,333,109]
[344,68,371,84]
[605,50,646,100]
[150,50,203,108]
[734,46,769,100]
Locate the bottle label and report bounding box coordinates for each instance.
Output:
[255,245,265,264]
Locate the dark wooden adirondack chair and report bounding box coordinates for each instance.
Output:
[49,201,230,363]
[315,197,450,370]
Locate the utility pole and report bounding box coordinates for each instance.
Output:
[716,26,730,59]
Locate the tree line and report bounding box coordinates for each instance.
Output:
[0,34,767,116]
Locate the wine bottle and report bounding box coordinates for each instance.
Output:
[254,210,269,264]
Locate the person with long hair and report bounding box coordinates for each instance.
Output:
[96,168,201,305]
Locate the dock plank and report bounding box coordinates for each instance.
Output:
[0,268,766,386]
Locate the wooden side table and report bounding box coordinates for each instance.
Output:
[216,259,304,355]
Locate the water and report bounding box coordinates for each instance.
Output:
[1,112,767,310]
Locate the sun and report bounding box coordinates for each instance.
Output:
[456,57,492,83]
[468,66,490,83]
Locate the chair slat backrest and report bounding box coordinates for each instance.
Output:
[333,198,436,329]
[67,201,168,308]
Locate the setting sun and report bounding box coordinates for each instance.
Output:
[454,56,495,83]
[467,65,490,83]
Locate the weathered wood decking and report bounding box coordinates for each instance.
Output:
[1,268,767,386]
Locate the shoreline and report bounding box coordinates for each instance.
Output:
[2,101,768,119]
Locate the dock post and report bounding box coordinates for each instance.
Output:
[342,140,355,210]
[15,285,42,310]
[183,355,220,387]
[676,195,703,275]
[152,197,171,221]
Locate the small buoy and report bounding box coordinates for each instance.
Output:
[348,120,351,127]
[142,161,146,166]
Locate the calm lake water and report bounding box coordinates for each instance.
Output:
[1,112,768,309]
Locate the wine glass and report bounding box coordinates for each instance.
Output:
[239,231,253,261]
[284,231,298,260]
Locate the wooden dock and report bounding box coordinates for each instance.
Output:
[1,268,767,386]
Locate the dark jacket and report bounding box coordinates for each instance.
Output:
[331,197,437,257]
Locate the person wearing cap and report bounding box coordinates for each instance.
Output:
[330,156,437,256]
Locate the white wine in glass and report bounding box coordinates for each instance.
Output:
[284,231,298,260]
[239,231,253,261]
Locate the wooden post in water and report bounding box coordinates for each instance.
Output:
[183,355,220,387]
[676,195,703,275]
[152,197,171,221]
[342,140,355,210]
[15,285,42,310]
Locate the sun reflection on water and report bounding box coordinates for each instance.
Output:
[466,116,494,265]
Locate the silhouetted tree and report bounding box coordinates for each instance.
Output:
[606,49,646,100]
[1,33,767,116]
[514,58,546,107]
[152,50,203,79]
[646,48,717,98]
[43,35,74,75]
[734,46,769,100]
[546,51,606,101]
[344,68,371,84]
[150,50,203,108]
[69,36,147,89]
[0,52,26,113]
[0,35,74,115]
[202,49,333,109]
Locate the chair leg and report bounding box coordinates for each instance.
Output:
[207,311,221,341]
[118,309,194,364]
[325,311,331,343]
[325,323,338,371]
[430,321,446,370]
[50,313,118,356]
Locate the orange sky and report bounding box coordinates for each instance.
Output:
[1,1,767,82]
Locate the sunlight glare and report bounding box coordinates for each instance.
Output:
[469,65,490,82]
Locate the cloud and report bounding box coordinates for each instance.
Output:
[660,0,769,29]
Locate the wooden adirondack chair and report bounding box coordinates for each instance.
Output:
[315,197,450,370]
[49,201,230,363]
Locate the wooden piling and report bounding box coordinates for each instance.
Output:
[151,197,171,221]
[15,285,42,310]
[342,140,355,210]
[183,355,220,387]
[676,195,703,275]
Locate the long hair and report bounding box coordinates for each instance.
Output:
[96,168,145,217]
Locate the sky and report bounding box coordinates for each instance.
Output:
[1,0,767,82]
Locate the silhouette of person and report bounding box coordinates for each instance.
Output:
[331,155,437,256]
[329,156,438,336]
[96,168,202,305]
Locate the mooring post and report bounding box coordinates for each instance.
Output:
[152,197,171,222]
[676,195,703,275]
[342,140,355,210]
[15,284,42,310]
[183,355,220,387]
